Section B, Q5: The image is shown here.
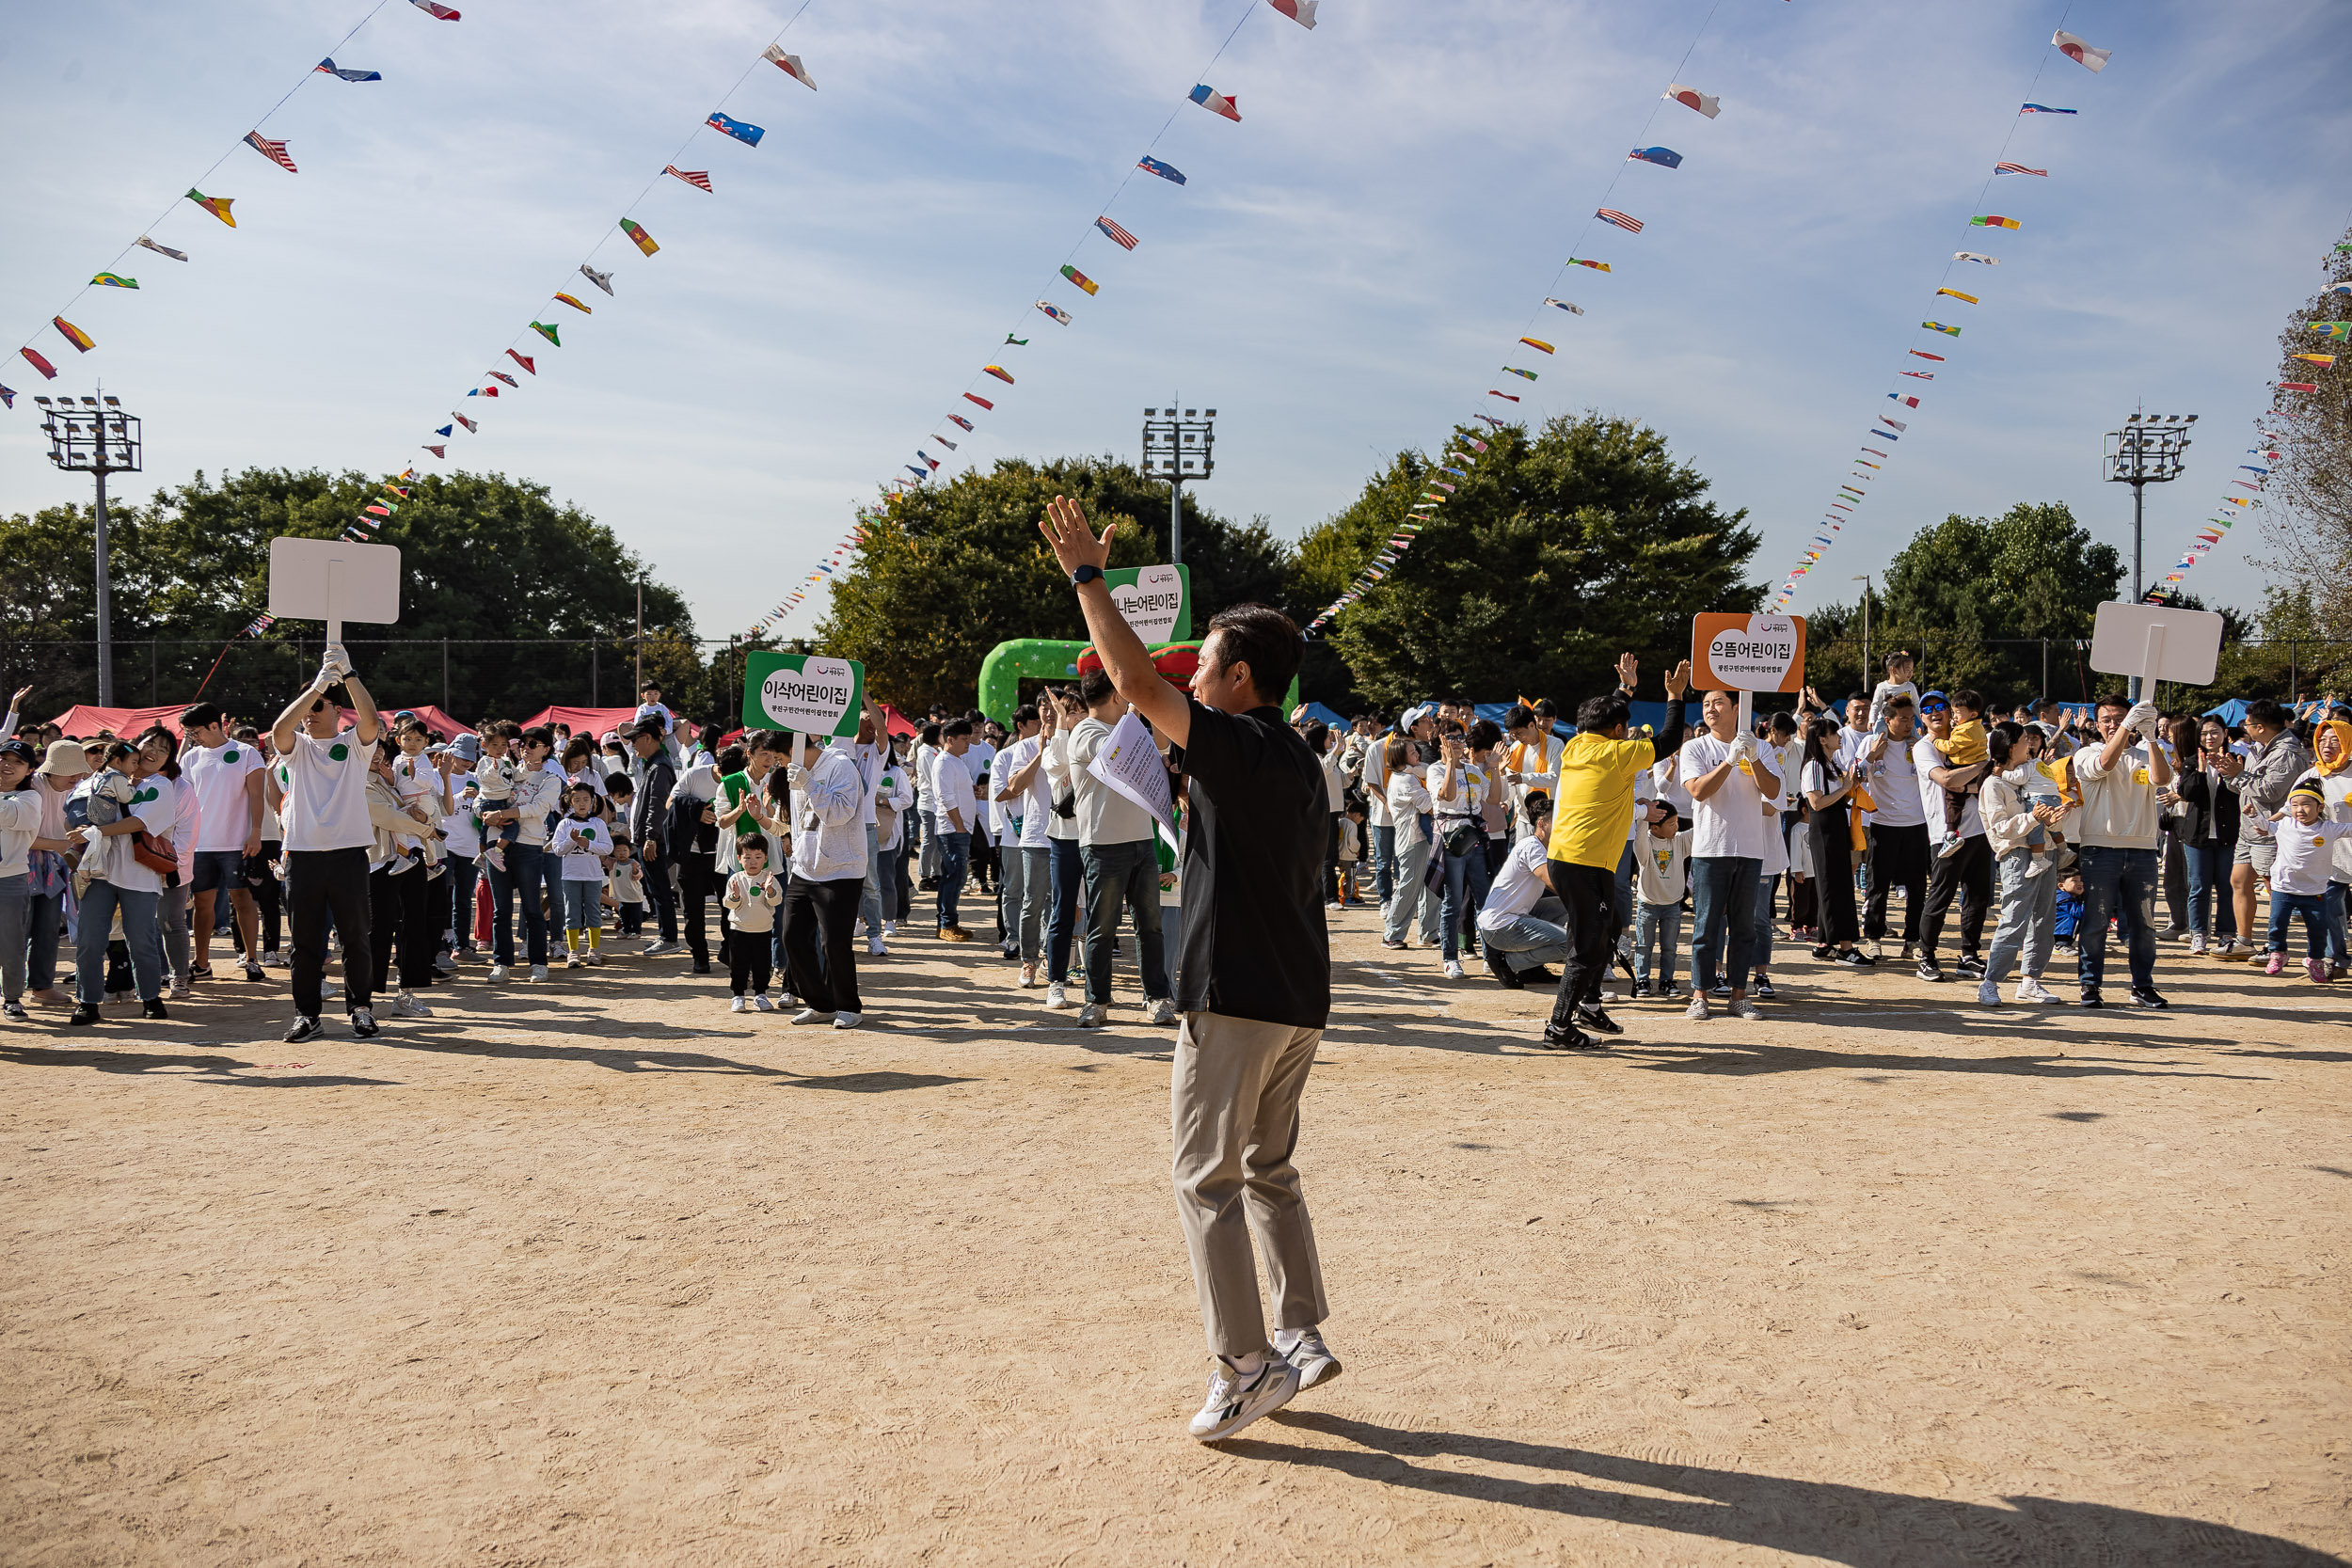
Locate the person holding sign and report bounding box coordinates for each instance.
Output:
[1678,689,1781,1022]
[269,644,383,1042]
[1040,494,1334,1445]
[780,729,869,1027]
[2071,692,2172,1008]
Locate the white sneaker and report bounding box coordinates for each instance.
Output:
[1274,1327,1343,1390]
[1442,960,1465,979]
[1976,978,2002,1006]
[529,965,548,982]
[2024,856,2051,879]
[2186,933,2207,956]
[832,1011,863,1030]
[396,990,434,1017]
[866,939,887,958]
[1686,993,1709,1022]
[321,979,341,999]
[729,995,747,1012]
[1077,1003,1106,1028]
[1728,995,1761,1021]
[1149,997,1179,1026]
[1188,1355,1301,1443]
[564,955,583,969]
[790,1007,836,1025]
[751,993,775,1012]
[261,949,284,967]
[853,920,868,939]
[485,964,510,982]
[882,921,897,938]
[1044,982,1070,1010]
[168,979,192,1001]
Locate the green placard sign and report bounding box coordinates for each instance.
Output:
[1104,563,1190,644]
[741,651,865,736]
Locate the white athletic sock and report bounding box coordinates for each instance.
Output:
[1221,1350,1268,1378]
[1271,1327,1306,1354]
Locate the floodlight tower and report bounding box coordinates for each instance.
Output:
[1140,404,1216,564]
[39,391,143,705]
[2104,411,2196,700]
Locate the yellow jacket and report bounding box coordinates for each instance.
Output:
[1546,732,1659,870]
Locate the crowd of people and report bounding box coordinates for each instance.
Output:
[2,570,2339,1443]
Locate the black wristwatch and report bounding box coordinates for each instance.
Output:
[1071,564,1104,588]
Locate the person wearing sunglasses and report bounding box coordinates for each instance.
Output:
[269,643,384,1042]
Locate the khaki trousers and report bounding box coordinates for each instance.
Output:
[1171,1010,1328,1357]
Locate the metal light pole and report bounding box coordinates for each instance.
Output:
[1851,573,1872,687]
[2103,411,2195,698]
[1141,404,1216,564]
[38,393,143,706]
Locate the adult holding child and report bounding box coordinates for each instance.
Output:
[1975,721,2068,1005]
[270,644,383,1040]
[1040,493,1333,1444]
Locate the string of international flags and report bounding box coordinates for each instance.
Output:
[1299,24,1739,636]
[1763,28,2112,610]
[344,8,825,546]
[742,0,1323,641]
[2143,256,2352,604]
[2,0,459,410]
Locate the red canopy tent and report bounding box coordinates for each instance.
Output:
[47,702,469,740]
[520,706,644,739]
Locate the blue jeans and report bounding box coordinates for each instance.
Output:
[75,881,161,1006]
[1373,823,1397,906]
[860,822,884,936]
[2074,844,2158,993]
[1981,846,2058,987]
[1046,836,1086,982]
[27,889,64,991]
[1383,837,1435,944]
[934,832,970,929]
[1689,856,1761,994]
[560,879,601,934]
[2267,889,2329,957]
[485,842,548,967]
[1438,832,1493,961]
[1481,910,1566,973]
[2183,841,2236,941]
[0,874,26,1001]
[2328,882,2349,966]
[1634,900,1682,989]
[1081,839,1169,1005]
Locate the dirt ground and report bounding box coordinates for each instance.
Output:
[3,897,2347,1567]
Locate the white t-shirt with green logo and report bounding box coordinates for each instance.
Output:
[282,729,376,852]
[184,740,264,853]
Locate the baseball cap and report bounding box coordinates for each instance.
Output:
[0,739,37,768]
[1401,704,1435,730]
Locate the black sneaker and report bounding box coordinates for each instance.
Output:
[141,998,169,1020]
[1519,964,1559,985]
[2078,988,2104,1009]
[2130,987,2170,1010]
[1575,1004,1623,1036]
[351,1007,380,1038]
[284,1014,325,1044]
[1810,942,1837,960]
[187,964,213,982]
[1485,951,1524,990]
[1538,1024,1605,1052]
[1956,953,1987,977]
[244,961,266,982]
[1629,978,1652,998]
[1710,981,1732,997]
[1754,976,1778,999]
[67,1003,101,1026]
[1916,958,1946,982]
[691,958,712,974]
[1836,948,1875,967]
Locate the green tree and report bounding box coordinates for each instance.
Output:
[1305,413,1760,710]
[2256,223,2352,637]
[818,456,1296,714]
[1878,501,2122,701]
[0,467,695,724]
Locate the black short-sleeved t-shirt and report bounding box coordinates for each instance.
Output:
[1176,699,1330,1029]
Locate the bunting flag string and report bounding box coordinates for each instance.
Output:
[1306,11,1738,636]
[7,0,447,399]
[749,0,1319,642]
[1764,23,2104,611]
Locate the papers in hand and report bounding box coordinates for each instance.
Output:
[1087,709,1180,849]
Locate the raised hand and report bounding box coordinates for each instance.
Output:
[1663,659,1692,699]
[1039,495,1114,578]
[1615,652,1639,690]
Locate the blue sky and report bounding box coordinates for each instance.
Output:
[3,0,2345,644]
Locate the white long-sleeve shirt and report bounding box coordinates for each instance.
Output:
[793,746,868,881]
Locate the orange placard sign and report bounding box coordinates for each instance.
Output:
[1691,612,1806,692]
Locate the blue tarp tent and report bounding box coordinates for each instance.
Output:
[1296,701,1349,730]
[2203,699,2249,728]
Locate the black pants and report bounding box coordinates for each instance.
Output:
[1544,859,1615,1033]
[783,874,863,1014]
[1864,822,1929,942]
[679,849,718,961]
[1920,831,1994,958]
[287,847,373,1017]
[370,862,437,994]
[641,848,678,942]
[1810,801,1859,944]
[251,845,283,953]
[729,933,772,995]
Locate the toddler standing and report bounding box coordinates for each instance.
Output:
[548,783,613,966]
[723,837,783,1010]
[1631,812,1691,999]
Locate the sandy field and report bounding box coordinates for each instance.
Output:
[3,897,2348,1567]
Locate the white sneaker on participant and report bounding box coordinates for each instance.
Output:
[1976,978,2002,1006]
[729,995,747,1013]
[261,949,285,967]
[2016,976,2060,1004]
[395,990,433,1017]
[1443,960,1465,979]
[867,938,887,958]
[582,950,605,967]
[564,954,583,970]
[751,993,774,1012]
[790,1007,836,1025]
[1077,1003,1106,1028]
[853,919,868,939]
[2186,933,2207,956]
[485,964,510,982]
[1685,993,1709,1022]
[2024,855,2052,879]
[833,1011,863,1030]
[529,964,549,982]
[1044,983,1070,1010]
[321,979,341,999]
[882,921,898,938]
[1188,1355,1301,1443]
[1727,994,1761,1021]
[1273,1326,1343,1390]
[1149,997,1178,1026]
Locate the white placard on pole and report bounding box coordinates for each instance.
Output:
[267,536,403,650]
[2087,601,2224,693]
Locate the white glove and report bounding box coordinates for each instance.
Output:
[324,642,352,678]
[1729,732,1757,762]
[2123,701,2159,736]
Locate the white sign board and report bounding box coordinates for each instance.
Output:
[2088,601,2224,688]
[1109,564,1187,645]
[267,536,402,643]
[742,651,865,737]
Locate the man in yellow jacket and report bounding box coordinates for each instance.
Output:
[1543,653,1692,1051]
